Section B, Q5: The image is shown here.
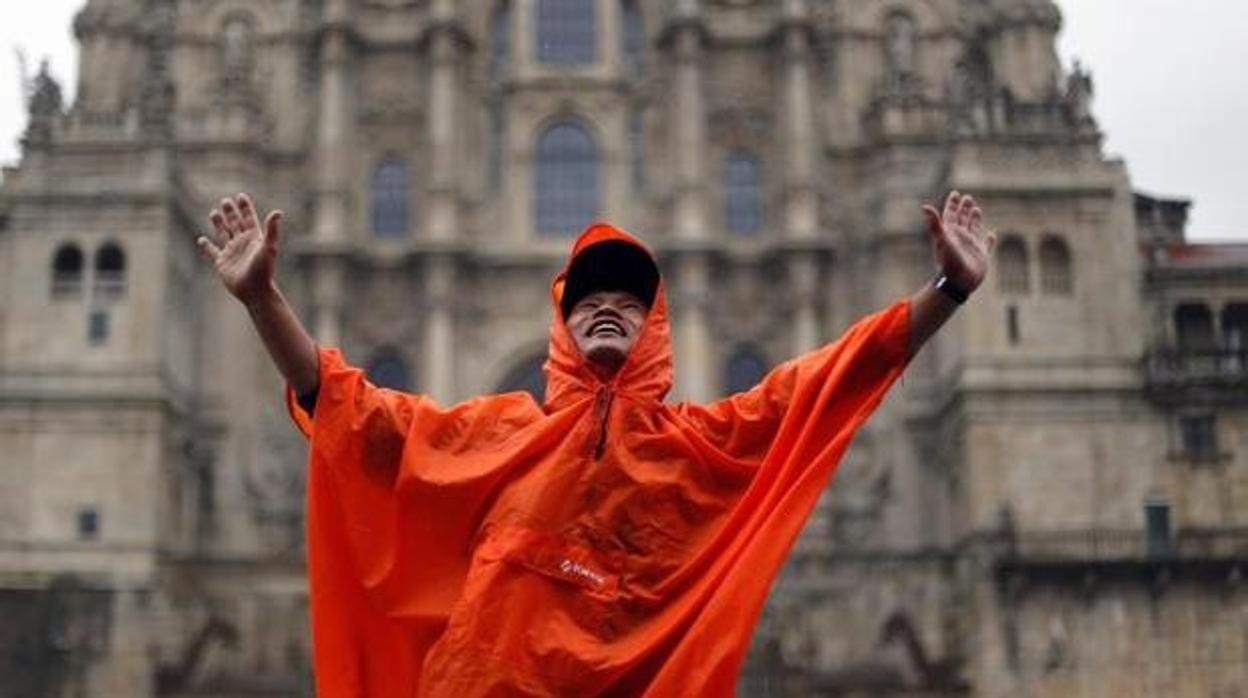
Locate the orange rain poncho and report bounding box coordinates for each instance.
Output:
[288,224,912,696]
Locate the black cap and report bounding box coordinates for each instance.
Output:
[560,240,659,318]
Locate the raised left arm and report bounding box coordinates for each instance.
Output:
[908,191,996,357]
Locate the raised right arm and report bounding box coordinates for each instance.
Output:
[197,194,320,397]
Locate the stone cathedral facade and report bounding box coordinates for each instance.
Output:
[1,0,1246,695]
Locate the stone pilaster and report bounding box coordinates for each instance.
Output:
[421,5,466,242]
[420,259,456,403]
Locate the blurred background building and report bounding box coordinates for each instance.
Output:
[0,0,1245,696]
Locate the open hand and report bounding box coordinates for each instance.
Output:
[922,191,996,294]
[197,194,283,304]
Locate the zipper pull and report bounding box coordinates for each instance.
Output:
[590,387,614,460]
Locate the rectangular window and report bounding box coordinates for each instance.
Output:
[537,0,596,64]
[88,310,109,345]
[1006,305,1020,345]
[1144,500,1172,559]
[1178,414,1218,459]
[77,507,100,540]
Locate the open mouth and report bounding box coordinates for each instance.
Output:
[589,319,625,337]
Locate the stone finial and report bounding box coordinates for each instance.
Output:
[23,60,63,145]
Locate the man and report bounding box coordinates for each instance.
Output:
[198,191,992,697]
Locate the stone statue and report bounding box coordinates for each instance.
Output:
[1064,59,1095,125]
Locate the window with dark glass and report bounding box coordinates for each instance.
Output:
[88,310,109,345]
[1222,303,1247,353]
[77,507,100,540]
[537,0,596,64]
[621,0,645,75]
[489,104,506,192]
[372,159,411,237]
[94,242,126,300]
[725,347,768,396]
[1038,236,1073,295]
[1174,303,1214,353]
[52,243,84,299]
[367,350,412,391]
[535,122,599,234]
[996,236,1029,294]
[491,0,511,78]
[724,153,762,235]
[1178,414,1218,459]
[1144,500,1172,559]
[1006,305,1020,345]
[497,353,548,402]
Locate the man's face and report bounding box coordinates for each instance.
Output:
[567,290,648,379]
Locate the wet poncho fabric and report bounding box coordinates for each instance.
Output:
[287,224,912,696]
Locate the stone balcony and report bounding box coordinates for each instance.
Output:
[995,526,1248,590]
[1143,347,1248,405]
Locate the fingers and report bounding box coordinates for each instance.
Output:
[209,207,233,242]
[922,205,944,240]
[237,193,261,232]
[956,193,976,229]
[943,191,960,229]
[196,235,222,262]
[263,210,283,252]
[221,197,244,236]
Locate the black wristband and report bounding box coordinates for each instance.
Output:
[933,272,969,304]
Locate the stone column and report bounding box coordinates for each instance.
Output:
[312,0,352,242]
[670,5,709,241]
[667,2,714,402]
[780,0,817,241]
[423,1,463,242]
[673,253,713,402]
[309,0,352,345]
[420,259,456,403]
[781,0,822,353]
[417,3,463,401]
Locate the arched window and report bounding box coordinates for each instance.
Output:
[723,153,763,235]
[537,0,596,65]
[491,0,511,78]
[366,350,412,391]
[535,122,599,234]
[996,235,1029,294]
[1038,236,1073,295]
[497,353,547,402]
[724,346,769,396]
[221,15,256,77]
[883,11,917,78]
[621,0,645,76]
[1174,304,1214,353]
[1222,303,1248,353]
[51,243,84,299]
[372,159,411,237]
[94,242,126,299]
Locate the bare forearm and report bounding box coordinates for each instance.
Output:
[242,283,320,396]
[907,282,960,358]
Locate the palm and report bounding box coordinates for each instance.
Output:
[197,194,283,303]
[923,191,995,292]
[216,218,271,297]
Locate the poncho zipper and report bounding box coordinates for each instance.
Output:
[591,387,614,460]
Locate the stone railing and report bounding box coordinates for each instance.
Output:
[1144,347,1248,401]
[1000,527,1248,564]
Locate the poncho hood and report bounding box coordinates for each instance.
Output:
[545,223,672,411]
